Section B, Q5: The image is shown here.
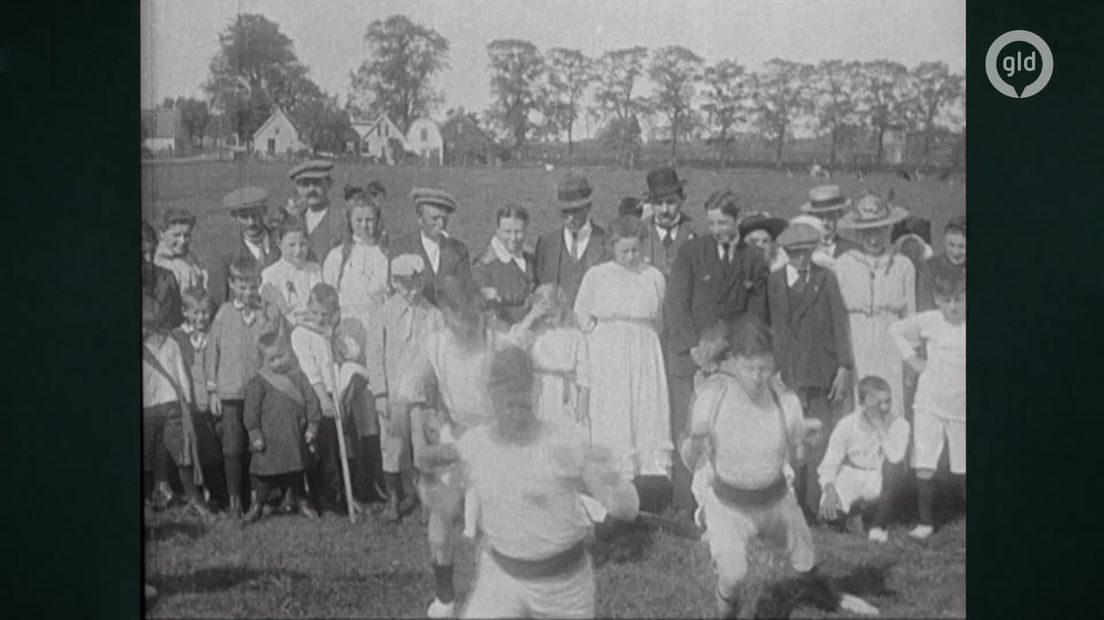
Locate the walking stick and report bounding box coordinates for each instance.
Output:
[329,361,358,524]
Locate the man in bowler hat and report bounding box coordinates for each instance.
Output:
[533,173,610,306]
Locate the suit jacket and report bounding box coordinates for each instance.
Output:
[305,205,347,264]
[767,264,853,390]
[207,234,281,308]
[665,234,769,377]
[472,244,536,324]
[387,231,473,305]
[640,214,697,278]
[533,223,610,306]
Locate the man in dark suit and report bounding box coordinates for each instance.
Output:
[768,221,854,520]
[800,185,859,268]
[664,189,769,516]
[388,188,472,306]
[287,159,346,263]
[206,187,282,308]
[639,167,697,278]
[533,173,610,306]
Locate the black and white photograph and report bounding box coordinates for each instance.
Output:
[140,1,966,616]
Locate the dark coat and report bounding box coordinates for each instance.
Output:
[243,368,321,476]
[306,205,347,265]
[533,223,610,307]
[640,214,697,278]
[472,244,537,324]
[767,264,854,390]
[665,234,769,377]
[142,261,184,330]
[387,231,473,305]
[207,234,281,308]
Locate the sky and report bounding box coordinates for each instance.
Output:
[141,0,965,131]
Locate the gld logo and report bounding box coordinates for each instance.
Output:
[986,30,1053,98]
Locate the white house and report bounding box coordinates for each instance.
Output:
[405,118,444,165]
[252,107,306,158]
[351,115,408,163]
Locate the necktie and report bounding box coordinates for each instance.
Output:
[721,243,732,264]
[792,269,809,295]
[662,229,674,248]
[568,232,579,261]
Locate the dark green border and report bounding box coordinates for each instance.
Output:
[2,0,1103,617]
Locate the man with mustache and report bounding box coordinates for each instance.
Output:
[207,187,282,308]
[639,167,697,278]
[287,159,347,263]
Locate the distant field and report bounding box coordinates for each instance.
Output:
[141,162,966,260]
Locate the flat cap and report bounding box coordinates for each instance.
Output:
[777,222,822,250]
[221,186,270,211]
[390,253,426,277]
[409,187,458,212]
[288,159,334,180]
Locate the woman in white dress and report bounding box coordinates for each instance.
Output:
[322,186,390,319]
[573,216,672,486]
[834,194,915,418]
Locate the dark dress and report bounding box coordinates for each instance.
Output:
[243,369,322,476]
[472,244,537,324]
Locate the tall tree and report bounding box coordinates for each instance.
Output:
[593,46,650,123]
[810,60,862,165]
[855,60,913,164]
[349,15,449,131]
[908,61,965,161]
[175,97,211,146]
[486,39,544,147]
[751,59,813,164]
[294,94,355,154]
[648,46,704,159]
[539,48,594,155]
[202,13,320,144]
[700,59,750,165]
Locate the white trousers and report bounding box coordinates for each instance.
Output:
[461,550,595,619]
[912,407,966,473]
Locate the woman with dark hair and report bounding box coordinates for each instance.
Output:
[473,204,536,325]
[574,215,672,509]
[680,319,877,618]
[917,215,965,311]
[322,185,390,319]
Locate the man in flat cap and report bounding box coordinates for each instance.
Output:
[639,167,697,278]
[387,188,473,306]
[533,173,610,306]
[768,220,854,519]
[207,186,281,308]
[287,159,346,263]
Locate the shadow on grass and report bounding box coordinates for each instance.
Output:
[591,519,657,568]
[753,561,897,619]
[152,567,309,596]
[148,520,209,542]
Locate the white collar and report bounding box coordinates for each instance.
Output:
[565,219,591,240]
[421,232,442,248]
[656,223,679,240]
[490,236,525,266]
[785,263,809,287]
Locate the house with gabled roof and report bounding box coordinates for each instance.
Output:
[252,107,307,158]
[351,114,409,163]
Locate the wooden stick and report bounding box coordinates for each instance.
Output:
[330,362,358,524]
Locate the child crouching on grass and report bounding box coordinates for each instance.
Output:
[817,375,910,543]
[890,272,966,540]
[241,332,321,524]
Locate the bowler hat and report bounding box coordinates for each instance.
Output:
[738,212,788,240]
[800,185,852,213]
[838,194,909,230]
[288,159,334,181]
[409,187,458,213]
[645,167,686,201]
[219,186,270,212]
[557,173,594,210]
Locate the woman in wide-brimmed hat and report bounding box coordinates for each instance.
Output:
[833,193,915,419]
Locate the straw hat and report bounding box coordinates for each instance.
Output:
[800,185,852,213]
[837,194,908,230]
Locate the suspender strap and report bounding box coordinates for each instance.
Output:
[142,345,204,486]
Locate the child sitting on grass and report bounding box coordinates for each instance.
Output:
[891,272,966,540]
[262,216,323,327]
[241,332,321,524]
[817,375,910,543]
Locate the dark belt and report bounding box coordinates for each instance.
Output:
[490,540,588,580]
[711,475,788,508]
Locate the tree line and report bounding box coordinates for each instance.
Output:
[178,13,964,166]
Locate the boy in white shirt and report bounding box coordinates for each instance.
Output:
[817,376,910,543]
[890,273,966,540]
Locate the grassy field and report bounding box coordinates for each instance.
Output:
[141,161,966,262]
[145,504,964,618]
[142,161,966,618]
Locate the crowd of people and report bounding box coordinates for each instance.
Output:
[142,159,966,618]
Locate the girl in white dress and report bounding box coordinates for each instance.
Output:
[573,216,672,483]
[261,216,323,327]
[835,194,915,418]
[322,186,390,319]
[525,284,590,437]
